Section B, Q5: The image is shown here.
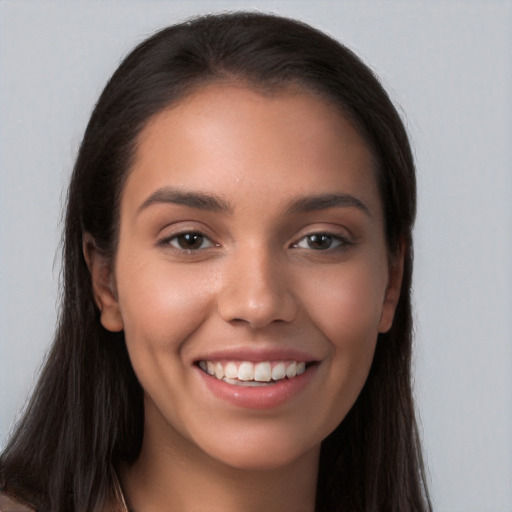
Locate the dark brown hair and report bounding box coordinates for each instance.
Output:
[1,12,431,512]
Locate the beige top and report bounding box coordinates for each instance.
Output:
[0,491,34,512]
[0,474,128,512]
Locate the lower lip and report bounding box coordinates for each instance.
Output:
[196,364,318,409]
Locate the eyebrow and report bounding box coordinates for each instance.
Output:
[285,193,371,217]
[138,188,370,217]
[138,187,233,214]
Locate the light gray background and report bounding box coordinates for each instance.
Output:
[1,1,511,511]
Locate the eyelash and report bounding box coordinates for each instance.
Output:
[158,231,216,252]
[158,230,353,253]
[292,232,353,251]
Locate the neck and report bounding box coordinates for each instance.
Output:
[120,406,320,512]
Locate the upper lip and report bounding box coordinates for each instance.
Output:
[193,346,321,364]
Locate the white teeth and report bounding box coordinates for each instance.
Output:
[225,361,238,379]
[254,362,271,382]
[286,361,297,378]
[214,362,224,379]
[224,378,270,387]
[238,362,254,381]
[199,359,312,384]
[271,362,286,381]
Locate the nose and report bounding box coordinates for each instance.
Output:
[217,246,298,328]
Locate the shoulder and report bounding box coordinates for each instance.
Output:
[0,491,35,512]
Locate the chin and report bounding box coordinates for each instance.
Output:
[197,428,321,472]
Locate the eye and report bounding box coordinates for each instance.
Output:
[294,233,349,251]
[165,232,214,251]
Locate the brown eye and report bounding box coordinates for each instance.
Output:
[294,233,347,251]
[307,234,333,250]
[168,232,213,251]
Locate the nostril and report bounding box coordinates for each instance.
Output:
[217,287,298,328]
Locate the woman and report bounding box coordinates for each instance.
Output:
[0,12,431,512]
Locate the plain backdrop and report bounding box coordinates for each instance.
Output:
[1,1,511,511]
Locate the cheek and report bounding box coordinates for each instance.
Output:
[115,256,216,352]
[300,264,386,431]
[304,261,387,345]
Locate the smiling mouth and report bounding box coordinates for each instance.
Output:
[196,360,316,386]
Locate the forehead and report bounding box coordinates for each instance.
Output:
[124,83,380,217]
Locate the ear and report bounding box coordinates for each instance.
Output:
[378,241,405,334]
[83,233,124,332]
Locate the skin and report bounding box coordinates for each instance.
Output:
[87,84,403,512]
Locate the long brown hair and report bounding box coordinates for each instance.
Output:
[1,12,431,512]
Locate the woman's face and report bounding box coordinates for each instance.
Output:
[95,84,402,470]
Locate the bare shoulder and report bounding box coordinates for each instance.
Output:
[0,491,35,512]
